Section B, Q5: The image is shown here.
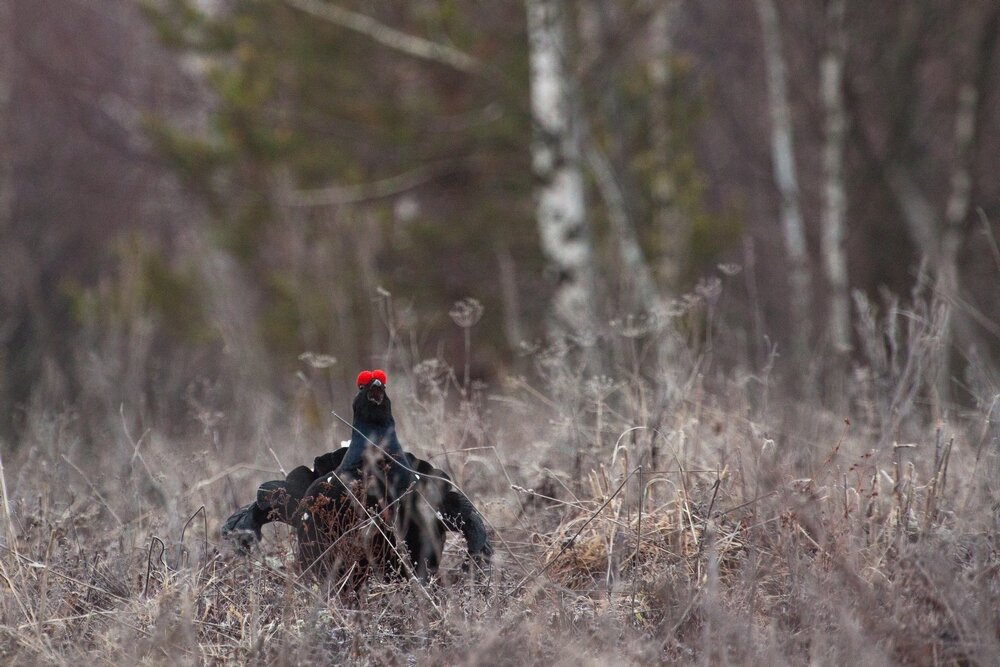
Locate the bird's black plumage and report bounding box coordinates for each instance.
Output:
[221,373,493,582]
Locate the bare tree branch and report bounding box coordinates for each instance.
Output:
[281,160,457,208]
[583,134,659,313]
[283,0,484,75]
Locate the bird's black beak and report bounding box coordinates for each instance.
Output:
[366,379,385,405]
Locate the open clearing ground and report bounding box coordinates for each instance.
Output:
[2,332,999,666]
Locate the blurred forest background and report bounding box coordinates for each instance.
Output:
[2,0,1000,447]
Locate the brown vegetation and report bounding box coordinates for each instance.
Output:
[1,287,998,665]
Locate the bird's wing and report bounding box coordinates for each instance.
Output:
[313,447,349,477]
[255,464,317,523]
[440,486,493,561]
[407,454,493,562]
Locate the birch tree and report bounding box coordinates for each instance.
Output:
[869,6,997,402]
[820,0,850,354]
[755,0,813,364]
[648,0,686,291]
[526,0,596,335]
[935,10,999,397]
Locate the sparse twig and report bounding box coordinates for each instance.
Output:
[180,506,209,565]
[144,536,166,598]
[0,447,14,540]
[283,0,484,75]
[630,465,643,623]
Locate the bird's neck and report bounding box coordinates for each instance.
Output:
[340,417,403,470]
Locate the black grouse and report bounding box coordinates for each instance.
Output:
[221,369,493,581]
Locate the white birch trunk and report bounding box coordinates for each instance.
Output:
[649,1,686,291]
[526,0,595,334]
[755,0,813,363]
[820,0,850,354]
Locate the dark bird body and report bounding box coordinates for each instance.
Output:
[222,371,492,582]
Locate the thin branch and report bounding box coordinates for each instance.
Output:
[0,447,14,540]
[583,134,661,312]
[630,465,643,622]
[281,160,455,208]
[143,536,166,598]
[283,0,484,75]
[977,208,1000,274]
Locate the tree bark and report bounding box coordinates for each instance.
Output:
[940,9,998,295]
[0,0,12,238]
[820,0,850,354]
[648,1,686,292]
[495,240,525,352]
[584,137,659,313]
[525,0,597,335]
[582,0,660,315]
[935,9,998,399]
[876,8,998,403]
[755,0,813,366]
[0,0,18,344]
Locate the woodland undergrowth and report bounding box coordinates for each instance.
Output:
[1,288,999,665]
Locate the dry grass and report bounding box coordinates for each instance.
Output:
[2,294,1000,665]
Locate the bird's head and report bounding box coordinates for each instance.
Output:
[353,369,392,423]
